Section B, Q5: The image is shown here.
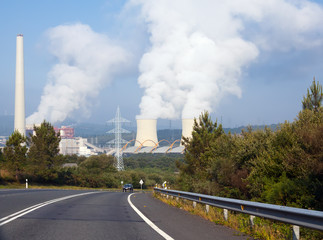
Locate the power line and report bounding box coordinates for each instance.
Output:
[107,106,130,171]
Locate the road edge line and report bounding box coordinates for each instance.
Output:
[0,191,99,226]
[128,193,174,240]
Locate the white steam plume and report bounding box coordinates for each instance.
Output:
[27,23,128,124]
[132,0,323,119]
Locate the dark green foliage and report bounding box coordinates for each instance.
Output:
[27,121,61,182]
[34,153,180,189]
[302,77,323,112]
[75,162,116,187]
[122,154,180,188]
[0,149,4,166]
[177,111,225,194]
[177,99,323,211]
[2,131,27,182]
[248,109,323,209]
[124,153,182,172]
[79,155,116,175]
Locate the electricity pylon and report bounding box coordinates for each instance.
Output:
[107,106,130,171]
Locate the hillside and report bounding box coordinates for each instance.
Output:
[0,116,279,141]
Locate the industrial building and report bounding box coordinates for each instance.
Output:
[54,126,74,139]
[59,137,103,156]
[25,124,103,157]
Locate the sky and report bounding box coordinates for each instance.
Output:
[0,0,323,129]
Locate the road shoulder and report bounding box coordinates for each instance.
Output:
[130,192,253,240]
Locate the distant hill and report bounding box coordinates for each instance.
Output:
[74,123,280,148]
[73,123,109,137]
[0,115,279,140]
[223,124,279,134]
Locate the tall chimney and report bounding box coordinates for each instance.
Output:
[14,34,25,136]
[135,119,158,147]
[181,119,194,144]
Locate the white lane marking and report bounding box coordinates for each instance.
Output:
[0,191,99,226]
[128,193,174,240]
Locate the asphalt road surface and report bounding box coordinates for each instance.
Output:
[0,189,253,240]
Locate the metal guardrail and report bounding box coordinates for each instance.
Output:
[154,188,323,231]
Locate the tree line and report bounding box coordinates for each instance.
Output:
[0,120,180,188]
[177,79,323,211]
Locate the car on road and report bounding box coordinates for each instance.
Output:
[123,184,133,192]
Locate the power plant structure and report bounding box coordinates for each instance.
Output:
[14,34,26,136]
[135,119,158,147]
[181,119,195,145]
[11,34,196,156]
[121,118,195,154]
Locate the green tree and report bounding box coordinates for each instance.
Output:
[2,131,27,182]
[181,111,223,171]
[73,155,117,188]
[0,149,4,165]
[177,111,224,193]
[79,155,116,175]
[302,77,323,112]
[27,121,61,182]
[247,110,323,209]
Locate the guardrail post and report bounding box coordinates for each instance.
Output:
[166,195,169,199]
[205,204,209,213]
[223,209,228,221]
[250,215,255,228]
[193,201,197,208]
[292,225,300,240]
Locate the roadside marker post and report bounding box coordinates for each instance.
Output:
[25,179,28,189]
[139,179,144,191]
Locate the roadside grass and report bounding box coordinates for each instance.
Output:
[0,183,26,189]
[0,183,152,192]
[154,192,323,240]
[0,183,117,191]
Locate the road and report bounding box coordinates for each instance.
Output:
[0,189,252,240]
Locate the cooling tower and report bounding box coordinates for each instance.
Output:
[14,34,25,136]
[135,119,158,147]
[181,119,195,144]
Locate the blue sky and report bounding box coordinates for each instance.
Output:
[1,0,323,128]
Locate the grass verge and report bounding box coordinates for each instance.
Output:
[0,183,152,192]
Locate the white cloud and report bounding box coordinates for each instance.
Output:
[130,0,323,119]
[27,23,128,124]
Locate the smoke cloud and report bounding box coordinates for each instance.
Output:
[132,0,323,119]
[27,23,128,124]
